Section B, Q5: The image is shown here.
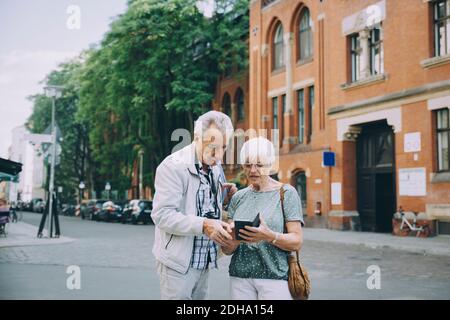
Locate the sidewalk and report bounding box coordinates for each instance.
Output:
[1,221,449,257]
[303,227,450,257]
[0,221,75,248]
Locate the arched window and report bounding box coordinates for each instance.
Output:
[235,88,245,121]
[294,171,307,208]
[222,93,231,118]
[272,97,278,130]
[273,23,285,70]
[298,8,313,61]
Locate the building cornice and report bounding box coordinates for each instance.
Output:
[328,79,450,117]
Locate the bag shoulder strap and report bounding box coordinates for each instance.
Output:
[279,184,288,233]
[280,185,300,259]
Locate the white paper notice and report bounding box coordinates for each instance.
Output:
[331,183,342,205]
[399,167,426,196]
[404,132,421,153]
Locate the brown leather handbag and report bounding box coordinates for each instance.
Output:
[280,186,311,300]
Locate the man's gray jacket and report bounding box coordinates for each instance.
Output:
[151,143,224,274]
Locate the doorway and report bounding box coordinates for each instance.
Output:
[357,120,396,233]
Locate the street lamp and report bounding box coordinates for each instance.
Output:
[105,182,111,200]
[78,181,85,205]
[44,85,64,238]
[138,149,144,199]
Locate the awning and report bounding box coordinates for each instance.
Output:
[0,158,22,175]
[0,158,22,182]
[0,172,19,182]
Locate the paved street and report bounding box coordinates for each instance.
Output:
[1,212,450,300]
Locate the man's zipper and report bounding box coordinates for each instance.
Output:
[165,234,174,250]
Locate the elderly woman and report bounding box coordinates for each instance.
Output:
[222,137,304,300]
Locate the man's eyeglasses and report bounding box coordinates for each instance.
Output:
[204,143,227,152]
[242,163,268,170]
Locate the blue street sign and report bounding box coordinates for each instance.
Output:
[323,151,336,167]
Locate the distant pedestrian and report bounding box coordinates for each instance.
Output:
[0,198,10,236]
[9,201,18,223]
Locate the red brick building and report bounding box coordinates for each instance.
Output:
[212,58,250,178]
[214,0,450,235]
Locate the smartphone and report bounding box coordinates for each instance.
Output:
[234,213,260,241]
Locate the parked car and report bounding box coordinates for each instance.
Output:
[75,201,87,217]
[60,204,76,216]
[30,198,44,212]
[16,200,27,211]
[19,201,31,211]
[98,201,124,222]
[34,200,46,213]
[81,199,108,221]
[114,200,127,216]
[122,200,153,225]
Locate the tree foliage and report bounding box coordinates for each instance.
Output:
[27,0,249,201]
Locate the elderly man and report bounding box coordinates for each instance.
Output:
[151,111,237,300]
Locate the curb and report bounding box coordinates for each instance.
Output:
[0,221,76,248]
[302,228,450,257]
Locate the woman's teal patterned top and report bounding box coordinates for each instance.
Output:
[227,184,304,280]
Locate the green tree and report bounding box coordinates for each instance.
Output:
[28,0,249,201]
[77,0,249,195]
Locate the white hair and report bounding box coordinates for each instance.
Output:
[194,111,234,137]
[240,137,276,166]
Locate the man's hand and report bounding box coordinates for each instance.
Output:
[203,219,232,246]
[222,183,238,206]
[221,221,241,255]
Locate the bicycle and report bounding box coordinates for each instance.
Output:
[10,207,23,223]
[399,209,430,237]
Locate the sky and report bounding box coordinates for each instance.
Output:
[0,0,129,158]
[0,0,216,160]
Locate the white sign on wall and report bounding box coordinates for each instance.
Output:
[399,167,426,196]
[404,132,421,153]
[331,182,342,205]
